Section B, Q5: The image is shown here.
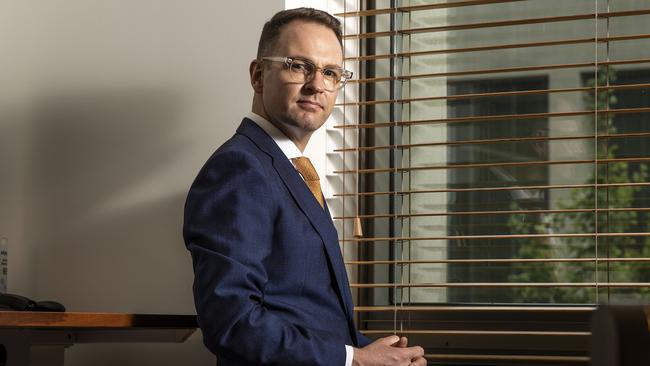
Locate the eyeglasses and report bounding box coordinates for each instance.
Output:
[262,56,353,92]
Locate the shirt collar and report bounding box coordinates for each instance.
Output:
[246,112,303,160]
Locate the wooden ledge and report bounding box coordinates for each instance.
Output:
[0,311,197,329]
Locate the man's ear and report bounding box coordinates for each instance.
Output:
[249,59,264,93]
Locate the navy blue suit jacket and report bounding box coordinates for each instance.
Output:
[184,119,372,365]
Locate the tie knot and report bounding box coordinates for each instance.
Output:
[292,157,319,181]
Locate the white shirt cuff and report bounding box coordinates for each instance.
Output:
[345,345,353,366]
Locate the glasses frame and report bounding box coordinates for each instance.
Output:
[261,56,353,91]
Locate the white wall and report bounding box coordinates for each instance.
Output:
[0,0,282,364]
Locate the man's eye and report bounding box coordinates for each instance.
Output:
[323,69,341,79]
[290,62,310,73]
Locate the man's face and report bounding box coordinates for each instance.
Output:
[258,20,343,137]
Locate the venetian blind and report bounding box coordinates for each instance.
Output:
[330,0,650,364]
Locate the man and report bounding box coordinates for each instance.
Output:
[184,7,426,366]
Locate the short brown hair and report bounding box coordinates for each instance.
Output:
[256,7,343,59]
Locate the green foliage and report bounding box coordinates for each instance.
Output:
[507,67,650,304]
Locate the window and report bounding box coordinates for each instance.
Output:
[332,0,650,363]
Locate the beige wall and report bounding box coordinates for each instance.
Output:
[0,0,282,364]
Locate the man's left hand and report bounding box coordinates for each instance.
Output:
[393,336,427,365]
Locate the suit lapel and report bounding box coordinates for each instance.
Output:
[322,200,359,345]
[237,119,354,322]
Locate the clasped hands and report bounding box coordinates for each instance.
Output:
[353,335,426,366]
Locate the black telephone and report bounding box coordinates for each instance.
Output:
[0,293,65,312]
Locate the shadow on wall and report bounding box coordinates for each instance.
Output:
[0,105,32,294]
[24,89,216,365]
[27,90,198,314]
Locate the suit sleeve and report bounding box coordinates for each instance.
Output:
[356,332,374,348]
[183,150,346,366]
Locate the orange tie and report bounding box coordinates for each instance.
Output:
[292,157,324,209]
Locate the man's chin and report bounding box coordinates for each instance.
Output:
[293,113,326,130]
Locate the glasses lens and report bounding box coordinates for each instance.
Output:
[287,59,312,82]
[283,58,349,91]
[322,78,337,91]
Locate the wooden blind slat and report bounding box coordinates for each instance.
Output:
[423,354,589,363]
[351,58,650,85]
[346,257,650,266]
[344,10,650,40]
[338,86,591,108]
[334,132,650,153]
[334,106,650,130]
[361,330,590,336]
[349,282,650,289]
[354,306,596,312]
[340,232,650,243]
[335,0,524,17]
[333,156,650,175]
[334,207,650,221]
[345,34,650,61]
[353,62,595,84]
[335,83,650,109]
[334,182,650,197]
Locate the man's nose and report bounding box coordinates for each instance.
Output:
[303,71,326,93]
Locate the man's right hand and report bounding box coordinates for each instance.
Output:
[352,335,426,366]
